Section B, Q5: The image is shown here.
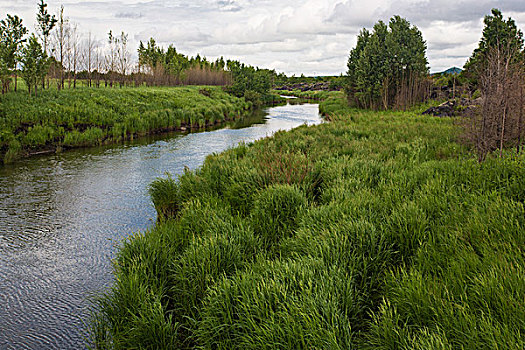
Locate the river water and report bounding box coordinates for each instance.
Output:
[0,101,321,349]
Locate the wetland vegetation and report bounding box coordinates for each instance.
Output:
[91,97,524,349]
[0,86,254,163]
[0,1,523,349]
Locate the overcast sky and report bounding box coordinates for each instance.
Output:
[1,0,525,75]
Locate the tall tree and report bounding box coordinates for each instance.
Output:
[117,31,130,86]
[106,30,118,87]
[463,8,524,88]
[0,40,10,93]
[83,31,96,87]
[461,9,525,160]
[21,34,48,96]
[52,6,68,90]
[346,16,429,110]
[36,0,57,89]
[0,15,28,91]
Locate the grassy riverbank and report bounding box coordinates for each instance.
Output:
[0,86,253,163]
[91,98,524,349]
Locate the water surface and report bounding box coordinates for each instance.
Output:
[0,102,321,349]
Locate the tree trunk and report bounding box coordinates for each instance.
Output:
[519,86,523,154]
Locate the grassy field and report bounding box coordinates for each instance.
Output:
[0,86,253,163]
[90,97,524,349]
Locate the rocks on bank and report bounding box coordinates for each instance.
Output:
[422,97,482,117]
[274,82,341,92]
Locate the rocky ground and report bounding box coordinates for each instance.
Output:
[422,97,482,117]
[274,82,341,92]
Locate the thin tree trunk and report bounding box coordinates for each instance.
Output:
[500,104,507,157]
[519,85,523,154]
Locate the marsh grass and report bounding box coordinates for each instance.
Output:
[0,86,252,163]
[91,97,524,349]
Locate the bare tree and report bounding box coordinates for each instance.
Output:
[94,45,102,87]
[83,31,96,87]
[462,45,525,161]
[105,30,118,87]
[69,23,79,88]
[117,31,130,87]
[52,5,68,90]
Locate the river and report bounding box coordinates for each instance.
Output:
[0,101,321,349]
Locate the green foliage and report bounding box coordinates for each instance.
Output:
[226,60,274,105]
[463,8,525,87]
[20,34,48,96]
[346,16,428,109]
[0,14,28,93]
[197,259,353,349]
[91,89,524,348]
[36,0,57,51]
[0,86,251,162]
[149,175,180,221]
[138,38,190,81]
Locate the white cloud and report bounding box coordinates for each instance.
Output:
[0,0,524,75]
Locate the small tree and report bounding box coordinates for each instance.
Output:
[117,31,130,86]
[0,14,28,91]
[21,35,48,96]
[37,0,57,89]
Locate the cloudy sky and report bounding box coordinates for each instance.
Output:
[2,0,525,75]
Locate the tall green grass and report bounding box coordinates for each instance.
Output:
[91,97,524,349]
[0,86,252,163]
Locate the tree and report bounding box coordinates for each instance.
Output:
[116,31,130,86]
[226,60,272,105]
[37,0,57,89]
[0,14,28,91]
[106,30,118,87]
[463,8,524,89]
[21,34,48,96]
[82,31,96,87]
[461,9,525,160]
[52,5,68,90]
[68,23,79,88]
[0,41,11,93]
[346,16,429,109]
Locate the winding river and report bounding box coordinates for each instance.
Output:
[0,101,322,349]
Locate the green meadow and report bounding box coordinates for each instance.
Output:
[91,95,524,349]
[0,86,252,163]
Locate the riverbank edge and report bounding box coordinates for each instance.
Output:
[0,87,287,164]
[90,94,524,348]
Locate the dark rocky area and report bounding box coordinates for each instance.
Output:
[422,97,482,117]
[274,82,340,92]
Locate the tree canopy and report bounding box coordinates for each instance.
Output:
[346,16,428,109]
[463,8,524,87]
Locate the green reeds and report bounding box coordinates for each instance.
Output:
[0,86,252,163]
[91,97,525,349]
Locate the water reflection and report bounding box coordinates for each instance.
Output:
[0,102,321,349]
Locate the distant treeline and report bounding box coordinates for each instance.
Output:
[0,0,287,105]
